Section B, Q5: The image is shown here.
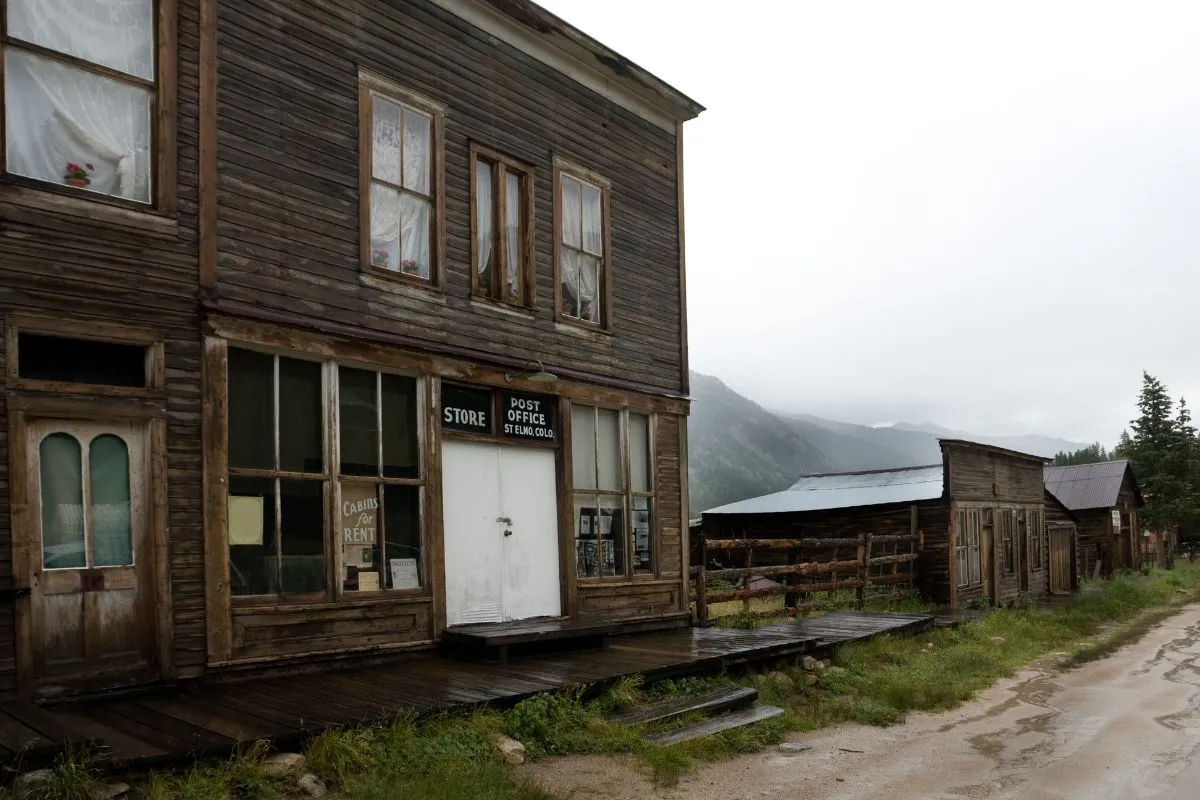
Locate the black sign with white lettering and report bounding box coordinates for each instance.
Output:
[442,384,493,434]
[500,391,557,441]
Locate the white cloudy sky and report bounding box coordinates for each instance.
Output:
[537,0,1200,445]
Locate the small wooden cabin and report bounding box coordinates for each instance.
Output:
[1044,461,1143,577]
[700,440,1062,608]
[0,0,702,700]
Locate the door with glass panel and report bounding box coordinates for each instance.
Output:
[24,420,154,694]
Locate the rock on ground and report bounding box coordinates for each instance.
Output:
[497,734,527,765]
[262,752,306,776]
[13,769,54,799]
[297,772,327,798]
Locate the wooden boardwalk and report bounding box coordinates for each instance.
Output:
[0,611,933,770]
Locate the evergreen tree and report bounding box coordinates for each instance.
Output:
[1118,373,1200,534]
[1051,442,1112,467]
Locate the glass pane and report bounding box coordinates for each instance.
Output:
[371,96,402,184]
[633,497,653,573]
[18,333,145,387]
[582,184,603,256]
[6,49,153,203]
[381,373,419,479]
[598,495,626,577]
[560,175,582,248]
[90,434,132,567]
[228,348,275,471]
[402,110,431,194]
[580,254,602,323]
[574,493,598,579]
[399,194,431,279]
[280,479,325,594]
[505,172,523,301]
[9,0,155,80]
[278,357,323,474]
[340,482,380,592]
[571,405,596,490]
[40,433,85,570]
[370,182,401,271]
[228,476,276,596]
[596,408,621,490]
[475,160,494,292]
[560,249,581,319]
[339,367,378,477]
[629,414,651,492]
[383,484,422,589]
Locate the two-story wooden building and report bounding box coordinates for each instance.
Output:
[0,0,702,699]
[699,440,1059,608]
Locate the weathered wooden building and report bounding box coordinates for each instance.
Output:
[1,0,701,700]
[1044,460,1144,577]
[700,440,1060,608]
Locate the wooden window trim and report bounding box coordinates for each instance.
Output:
[5,317,165,397]
[357,71,445,289]
[469,143,535,309]
[0,0,178,214]
[552,157,613,332]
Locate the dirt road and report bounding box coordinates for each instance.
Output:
[523,606,1200,799]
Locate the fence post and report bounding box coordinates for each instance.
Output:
[856,534,867,609]
[696,532,708,627]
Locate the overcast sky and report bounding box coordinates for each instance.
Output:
[539,1,1200,446]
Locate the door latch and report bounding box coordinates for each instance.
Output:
[496,516,512,525]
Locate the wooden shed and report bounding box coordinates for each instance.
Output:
[700,440,1060,609]
[1044,461,1143,578]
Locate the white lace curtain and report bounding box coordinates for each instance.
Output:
[560,175,603,319]
[5,0,154,202]
[370,98,432,275]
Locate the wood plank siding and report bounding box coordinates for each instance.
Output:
[211,0,685,395]
[0,1,204,696]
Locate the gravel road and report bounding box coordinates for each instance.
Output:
[522,605,1200,799]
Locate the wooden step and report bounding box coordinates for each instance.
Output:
[645,704,786,746]
[606,686,758,727]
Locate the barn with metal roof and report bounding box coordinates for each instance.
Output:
[1044,460,1145,576]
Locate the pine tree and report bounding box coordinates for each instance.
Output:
[1119,373,1200,534]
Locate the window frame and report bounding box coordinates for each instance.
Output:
[469,143,535,308]
[0,0,177,212]
[570,403,656,581]
[1001,510,1016,576]
[1030,508,1043,570]
[954,508,982,589]
[224,346,430,605]
[358,70,444,288]
[553,157,613,330]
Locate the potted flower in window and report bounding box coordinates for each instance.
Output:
[63,162,94,189]
[372,248,391,268]
[400,259,422,276]
[580,301,594,321]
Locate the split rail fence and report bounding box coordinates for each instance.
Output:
[690,532,923,625]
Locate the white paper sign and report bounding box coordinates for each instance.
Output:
[228,496,264,546]
[1111,510,1122,531]
[390,558,420,590]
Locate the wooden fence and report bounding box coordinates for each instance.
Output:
[690,532,923,625]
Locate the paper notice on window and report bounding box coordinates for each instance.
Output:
[390,558,420,590]
[358,571,380,592]
[228,495,264,546]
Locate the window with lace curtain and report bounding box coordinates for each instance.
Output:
[470,144,533,307]
[2,0,163,204]
[555,160,611,327]
[359,72,442,284]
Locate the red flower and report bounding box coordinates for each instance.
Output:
[85,163,94,171]
[66,162,78,171]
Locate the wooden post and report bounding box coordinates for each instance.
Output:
[742,544,753,615]
[784,545,800,609]
[696,533,708,627]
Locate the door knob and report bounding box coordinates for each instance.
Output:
[504,529,513,537]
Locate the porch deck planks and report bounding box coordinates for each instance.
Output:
[0,611,934,770]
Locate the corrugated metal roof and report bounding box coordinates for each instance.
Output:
[703,465,944,516]
[1043,460,1133,511]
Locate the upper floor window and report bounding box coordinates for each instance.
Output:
[360,73,442,284]
[470,145,533,307]
[3,0,158,204]
[555,160,611,326]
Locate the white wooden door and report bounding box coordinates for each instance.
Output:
[442,442,561,626]
[498,447,561,622]
[443,442,505,626]
[23,420,155,695]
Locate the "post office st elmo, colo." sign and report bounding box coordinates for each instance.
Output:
[441,384,557,442]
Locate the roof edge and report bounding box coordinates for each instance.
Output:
[790,463,943,481]
[939,438,1051,464]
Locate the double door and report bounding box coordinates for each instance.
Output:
[442,442,561,626]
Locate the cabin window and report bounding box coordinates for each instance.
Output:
[571,404,654,578]
[360,74,442,283]
[227,349,327,597]
[1001,510,1016,575]
[2,0,158,204]
[954,509,982,588]
[17,332,147,387]
[471,146,533,307]
[336,367,423,592]
[555,162,610,326]
[1030,509,1043,569]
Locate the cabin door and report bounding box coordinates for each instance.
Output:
[21,420,156,696]
[1048,525,1073,594]
[442,441,561,626]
